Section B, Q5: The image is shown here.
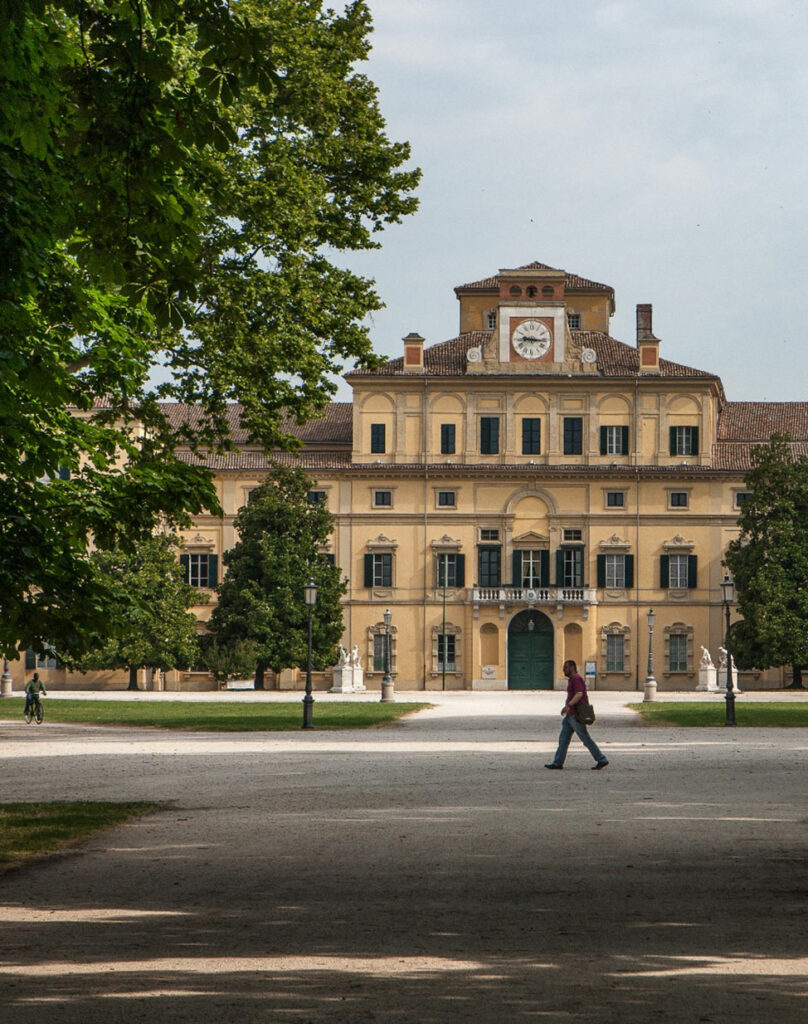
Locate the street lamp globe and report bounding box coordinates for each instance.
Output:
[721,573,735,606]
[304,577,318,607]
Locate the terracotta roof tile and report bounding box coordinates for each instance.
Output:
[456,260,614,293]
[348,331,716,381]
[160,402,353,445]
[717,402,808,441]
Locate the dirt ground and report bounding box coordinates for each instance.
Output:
[0,691,806,1022]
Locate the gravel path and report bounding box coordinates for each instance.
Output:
[0,691,806,1022]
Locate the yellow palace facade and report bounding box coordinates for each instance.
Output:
[25,259,805,692]
[171,259,801,693]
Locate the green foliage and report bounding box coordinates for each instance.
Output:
[0,1,419,659]
[77,535,201,675]
[208,466,346,676]
[724,434,808,673]
[200,636,258,687]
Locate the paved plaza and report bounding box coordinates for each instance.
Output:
[0,690,806,1022]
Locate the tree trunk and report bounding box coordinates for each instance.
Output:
[786,664,805,689]
[254,661,265,690]
[127,665,138,691]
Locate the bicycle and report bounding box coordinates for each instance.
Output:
[24,695,44,725]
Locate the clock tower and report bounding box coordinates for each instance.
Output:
[497,267,567,368]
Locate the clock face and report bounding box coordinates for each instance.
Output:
[512,319,552,359]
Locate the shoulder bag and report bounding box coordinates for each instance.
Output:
[575,703,595,725]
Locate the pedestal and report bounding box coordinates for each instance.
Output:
[330,666,355,693]
[696,666,719,692]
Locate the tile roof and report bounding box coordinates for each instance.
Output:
[717,402,808,441]
[455,261,614,293]
[159,402,353,445]
[712,441,808,472]
[177,450,353,471]
[347,331,717,381]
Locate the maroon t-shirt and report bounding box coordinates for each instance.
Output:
[565,672,589,715]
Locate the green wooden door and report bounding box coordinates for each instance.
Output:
[508,610,554,689]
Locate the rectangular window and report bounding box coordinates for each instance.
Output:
[373,634,387,672]
[669,491,689,508]
[373,490,392,507]
[562,529,582,542]
[188,553,210,588]
[437,490,456,508]
[605,554,625,589]
[478,546,501,587]
[606,634,625,673]
[602,425,629,455]
[567,313,581,330]
[370,423,386,454]
[480,528,500,541]
[372,553,392,588]
[480,417,500,455]
[440,423,456,455]
[521,550,543,588]
[437,553,458,588]
[522,418,541,455]
[563,548,583,587]
[735,492,751,508]
[668,554,689,589]
[606,491,625,508]
[669,633,688,672]
[671,426,699,456]
[438,634,456,672]
[563,417,583,455]
[307,490,327,505]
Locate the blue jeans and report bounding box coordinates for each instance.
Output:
[550,714,607,766]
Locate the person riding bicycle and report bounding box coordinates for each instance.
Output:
[25,672,47,717]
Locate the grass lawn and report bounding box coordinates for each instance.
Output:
[629,702,808,727]
[0,802,157,874]
[0,698,430,731]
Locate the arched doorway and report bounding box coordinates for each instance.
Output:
[508,609,554,689]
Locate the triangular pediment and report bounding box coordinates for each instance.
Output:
[513,530,549,545]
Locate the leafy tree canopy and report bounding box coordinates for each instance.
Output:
[207,466,346,684]
[0,0,418,659]
[725,434,808,684]
[77,534,202,684]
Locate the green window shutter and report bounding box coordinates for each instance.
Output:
[596,554,606,588]
[688,554,698,589]
[692,427,699,455]
[25,649,36,670]
[600,427,608,455]
[364,553,374,588]
[179,554,190,583]
[621,426,629,454]
[512,550,522,587]
[539,550,550,587]
[208,554,218,586]
[625,554,635,589]
[456,554,465,588]
[660,555,669,589]
[669,427,677,455]
[555,549,565,586]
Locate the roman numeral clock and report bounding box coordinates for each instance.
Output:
[511,319,552,360]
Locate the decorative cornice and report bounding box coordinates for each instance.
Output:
[366,534,398,550]
[430,534,463,550]
[599,534,631,551]
[663,534,695,552]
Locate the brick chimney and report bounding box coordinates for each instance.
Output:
[636,304,660,373]
[402,332,425,371]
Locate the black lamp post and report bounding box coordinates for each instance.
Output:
[380,607,394,703]
[721,573,735,726]
[302,577,318,729]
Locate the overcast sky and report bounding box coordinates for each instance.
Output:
[336,0,808,404]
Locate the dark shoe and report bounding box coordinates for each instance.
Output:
[592,760,609,770]
[544,763,563,770]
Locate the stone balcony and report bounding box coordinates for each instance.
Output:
[469,585,597,619]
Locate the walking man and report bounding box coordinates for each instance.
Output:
[545,659,608,770]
